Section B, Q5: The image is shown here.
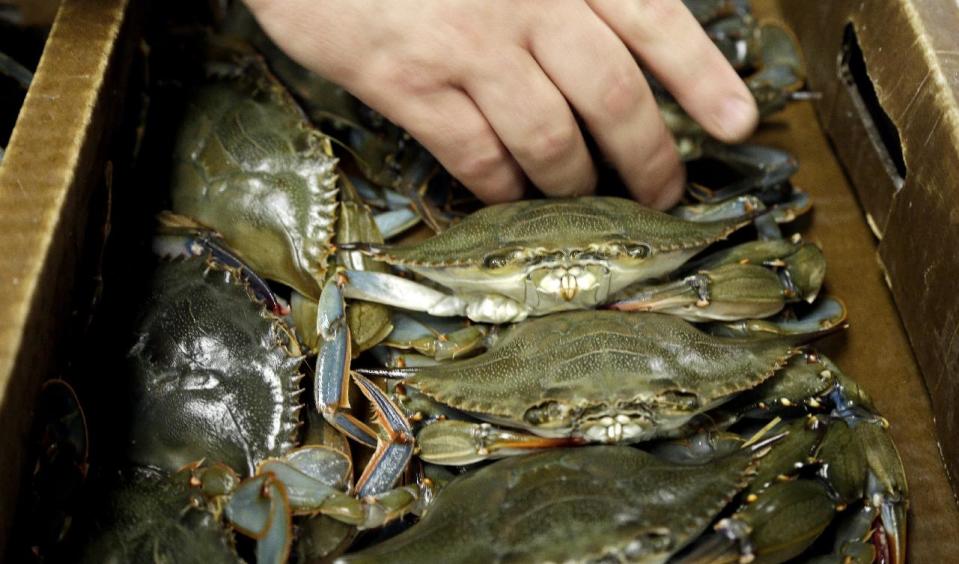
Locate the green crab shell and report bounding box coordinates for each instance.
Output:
[126,258,303,477]
[341,446,760,564]
[80,467,241,564]
[172,43,338,299]
[408,311,797,442]
[364,197,749,302]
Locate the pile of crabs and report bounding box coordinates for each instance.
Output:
[74,3,908,563]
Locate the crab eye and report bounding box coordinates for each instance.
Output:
[524,401,571,427]
[483,253,514,269]
[574,250,606,261]
[627,244,651,259]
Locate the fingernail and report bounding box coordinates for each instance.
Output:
[717,96,758,141]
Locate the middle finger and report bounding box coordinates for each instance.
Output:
[528,5,685,208]
[462,47,598,198]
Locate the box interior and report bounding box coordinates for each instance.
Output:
[0,0,957,561]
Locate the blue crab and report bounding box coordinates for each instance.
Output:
[339,412,905,564]
[340,445,767,563]
[332,356,907,564]
[338,197,756,324]
[165,40,338,302]
[98,252,424,563]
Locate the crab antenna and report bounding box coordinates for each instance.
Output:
[355,367,418,379]
[336,242,387,255]
[742,416,784,450]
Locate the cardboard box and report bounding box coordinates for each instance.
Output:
[0,0,956,560]
[0,0,133,556]
[776,0,959,484]
[770,1,959,559]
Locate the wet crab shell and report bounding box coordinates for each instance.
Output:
[171,41,338,299]
[125,258,304,477]
[80,467,241,564]
[357,197,750,306]
[340,446,761,564]
[407,310,798,443]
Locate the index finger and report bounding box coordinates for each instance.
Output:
[586,0,758,143]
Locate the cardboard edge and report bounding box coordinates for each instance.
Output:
[0,0,131,555]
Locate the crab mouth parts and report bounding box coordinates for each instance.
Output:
[526,263,611,304]
[579,414,650,444]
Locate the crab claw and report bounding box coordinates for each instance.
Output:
[705,296,848,340]
[681,479,836,564]
[225,473,293,564]
[817,416,908,564]
[610,264,786,322]
[255,446,427,529]
[416,420,580,465]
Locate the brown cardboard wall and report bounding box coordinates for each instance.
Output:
[775,0,959,509]
[0,0,130,556]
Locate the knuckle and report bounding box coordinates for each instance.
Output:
[523,120,579,164]
[452,140,508,182]
[374,52,443,96]
[599,69,647,119]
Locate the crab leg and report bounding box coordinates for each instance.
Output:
[374,208,421,239]
[225,473,293,564]
[340,269,468,318]
[671,194,763,223]
[803,506,886,564]
[224,454,427,564]
[680,479,837,564]
[351,175,414,210]
[252,447,426,528]
[0,50,33,90]
[612,239,826,322]
[749,22,806,116]
[314,277,379,448]
[384,312,490,360]
[816,418,908,564]
[706,13,761,71]
[610,263,788,321]
[154,232,291,316]
[691,143,799,204]
[705,296,848,339]
[370,346,444,369]
[416,420,581,466]
[351,373,416,497]
[313,276,416,496]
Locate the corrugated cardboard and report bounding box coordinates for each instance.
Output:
[4,1,61,27]
[0,0,955,561]
[0,0,130,556]
[776,0,959,509]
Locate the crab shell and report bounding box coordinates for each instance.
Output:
[360,198,750,317]
[171,41,338,300]
[406,310,798,443]
[125,258,304,477]
[340,446,761,564]
[80,467,241,564]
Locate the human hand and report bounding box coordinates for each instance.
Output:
[244,0,758,209]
